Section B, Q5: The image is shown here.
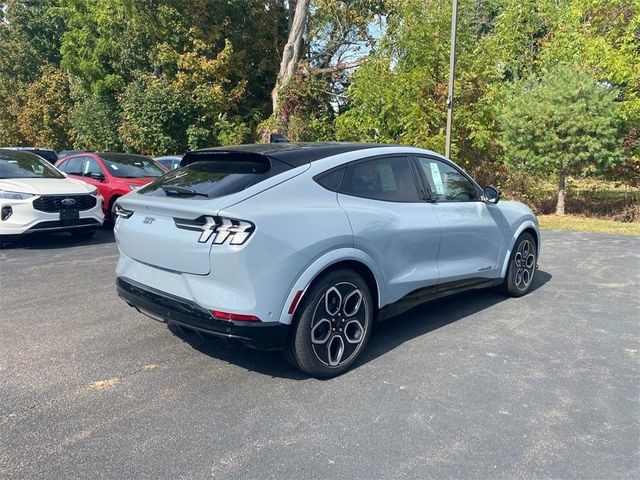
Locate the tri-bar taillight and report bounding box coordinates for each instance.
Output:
[174,215,255,245]
[114,203,134,219]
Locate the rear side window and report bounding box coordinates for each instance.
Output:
[340,157,421,202]
[314,168,345,192]
[139,158,291,199]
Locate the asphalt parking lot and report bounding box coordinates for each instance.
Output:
[1,230,638,479]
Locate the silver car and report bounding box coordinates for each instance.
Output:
[115,143,540,377]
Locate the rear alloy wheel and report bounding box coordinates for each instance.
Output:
[286,269,373,378]
[502,232,537,297]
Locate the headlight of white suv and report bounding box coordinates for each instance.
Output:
[88,187,99,196]
[128,184,141,191]
[0,189,35,200]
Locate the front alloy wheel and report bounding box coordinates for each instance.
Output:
[286,269,373,378]
[502,232,537,297]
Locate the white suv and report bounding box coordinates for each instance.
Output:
[0,149,104,244]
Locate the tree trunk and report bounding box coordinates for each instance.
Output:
[556,172,566,216]
[271,0,310,115]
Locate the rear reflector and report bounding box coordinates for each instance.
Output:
[288,290,304,315]
[210,310,261,322]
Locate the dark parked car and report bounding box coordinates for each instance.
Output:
[3,147,58,165]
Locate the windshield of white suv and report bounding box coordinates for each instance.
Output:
[0,149,64,179]
[139,158,290,199]
[99,153,165,178]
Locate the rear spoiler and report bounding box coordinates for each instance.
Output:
[180,150,272,169]
[180,145,311,169]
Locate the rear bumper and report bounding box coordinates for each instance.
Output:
[116,277,290,350]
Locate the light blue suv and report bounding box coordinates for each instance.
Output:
[115,143,539,377]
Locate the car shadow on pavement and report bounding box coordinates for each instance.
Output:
[0,227,115,250]
[169,324,311,380]
[170,270,552,380]
[361,270,552,368]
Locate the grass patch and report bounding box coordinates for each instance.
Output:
[538,214,640,235]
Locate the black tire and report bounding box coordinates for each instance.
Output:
[501,232,537,297]
[108,197,120,226]
[286,268,374,378]
[70,229,97,239]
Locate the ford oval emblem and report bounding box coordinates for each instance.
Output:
[61,198,76,207]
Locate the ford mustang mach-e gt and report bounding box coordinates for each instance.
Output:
[114,143,540,377]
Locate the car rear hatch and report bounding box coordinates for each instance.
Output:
[114,148,308,275]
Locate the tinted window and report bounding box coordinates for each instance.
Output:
[22,149,58,164]
[157,158,181,170]
[99,153,164,178]
[62,157,83,175]
[315,168,345,192]
[417,157,479,202]
[83,158,104,176]
[340,157,421,202]
[139,158,291,199]
[0,150,64,179]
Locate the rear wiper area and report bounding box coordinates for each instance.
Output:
[161,186,209,198]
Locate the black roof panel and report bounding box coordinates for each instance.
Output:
[183,143,393,168]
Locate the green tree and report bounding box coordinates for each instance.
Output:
[118,75,196,155]
[540,0,640,180]
[500,63,625,215]
[15,65,74,150]
[70,93,122,151]
[58,0,286,148]
[335,0,505,167]
[0,0,65,145]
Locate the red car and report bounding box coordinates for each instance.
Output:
[56,152,167,223]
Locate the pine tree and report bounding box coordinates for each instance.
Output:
[500,63,625,215]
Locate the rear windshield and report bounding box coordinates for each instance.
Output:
[138,158,290,199]
[0,150,64,179]
[99,153,165,178]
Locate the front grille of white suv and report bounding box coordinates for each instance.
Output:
[33,194,97,212]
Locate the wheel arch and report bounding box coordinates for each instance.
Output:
[108,193,121,210]
[278,249,384,325]
[319,260,380,314]
[499,220,540,278]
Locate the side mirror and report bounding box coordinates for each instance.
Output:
[89,172,105,181]
[483,185,500,204]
